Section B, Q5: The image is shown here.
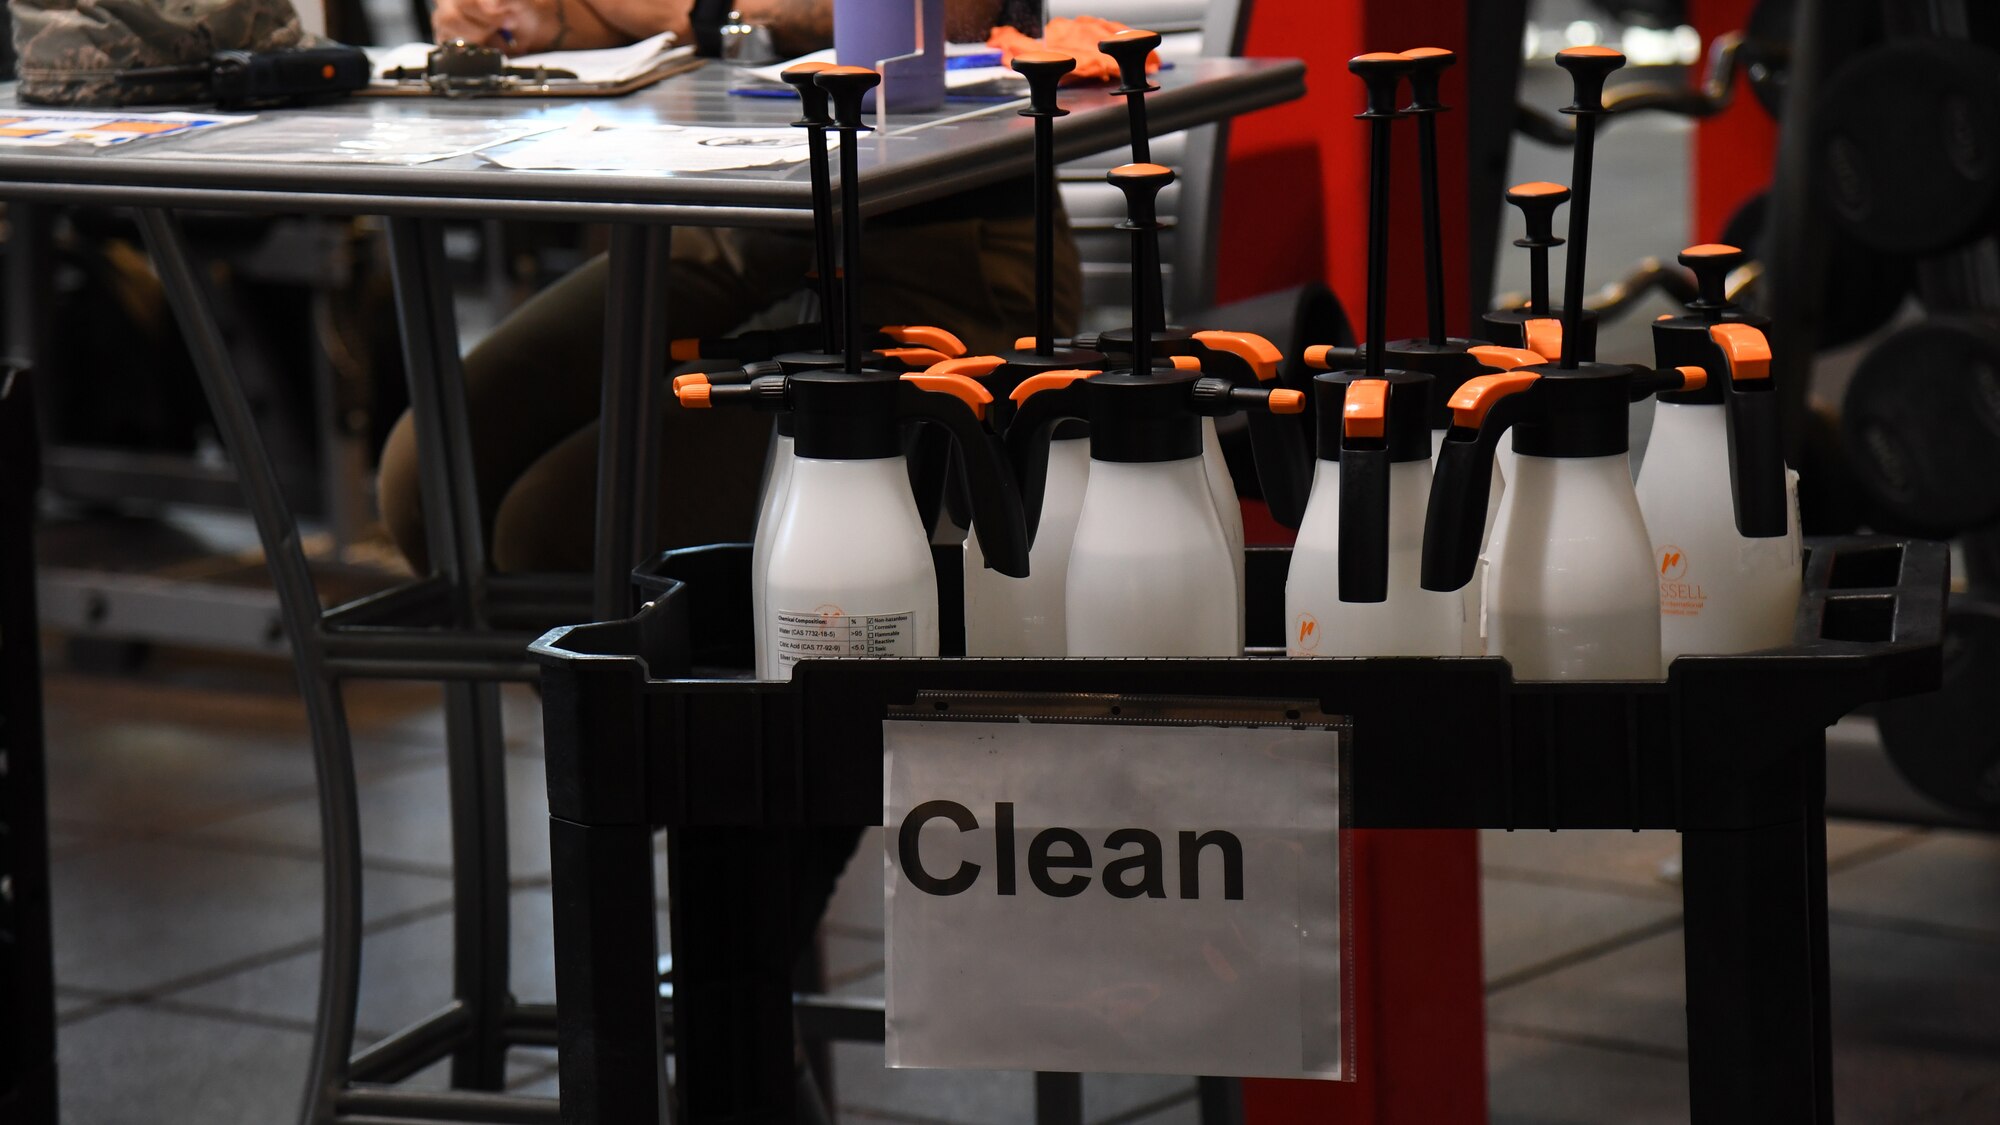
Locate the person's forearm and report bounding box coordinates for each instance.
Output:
[568,0,695,47]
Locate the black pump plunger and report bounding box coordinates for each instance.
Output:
[781,62,840,354]
[1011,51,1077,357]
[1553,46,1625,368]
[1505,182,1570,317]
[1100,30,1161,163]
[814,66,881,374]
[1107,163,1174,378]
[1350,52,1412,381]
[1401,48,1454,347]
[1680,242,1744,315]
[1100,30,1165,336]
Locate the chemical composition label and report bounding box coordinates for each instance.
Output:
[774,607,916,670]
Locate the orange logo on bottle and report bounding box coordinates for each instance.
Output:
[1659,547,1687,580]
[1293,612,1320,653]
[1657,546,1706,616]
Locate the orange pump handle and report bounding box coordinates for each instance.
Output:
[926,354,1006,379]
[1014,335,1037,351]
[1467,345,1545,371]
[901,372,993,420]
[877,346,951,368]
[671,372,708,393]
[670,338,702,362]
[1343,379,1388,439]
[1268,388,1306,414]
[1009,369,1096,405]
[1708,323,1771,382]
[1192,330,1282,382]
[1523,318,1563,362]
[1510,180,1569,198]
[1168,355,1202,371]
[1675,365,1708,392]
[880,325,967,356]
[1449,372,1540,428]
[676,382,712,409]
[1304,344,1338,370]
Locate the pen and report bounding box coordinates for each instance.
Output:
[498,27,516,50]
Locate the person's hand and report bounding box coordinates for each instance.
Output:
[431,0,567,54]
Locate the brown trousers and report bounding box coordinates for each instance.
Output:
[377,213,1080,574]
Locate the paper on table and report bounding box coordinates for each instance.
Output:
[365,32,689,84]
[480,116,835,173]
[741,45,1024,91]
[124,116,558,165]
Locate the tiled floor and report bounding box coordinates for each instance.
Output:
[31,649,2000,1123]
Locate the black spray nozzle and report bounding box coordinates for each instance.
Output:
[1109,162,1175,376]
[780,61,833,125]
[1553,46,1626,368]
[816,65,880,130]
[1336,377,1393,603]
[1401,47,1454,112]
[1679,242,1745,314]
[1401,48,1455,347]
[1555,45,1625,116]
[1506,181,1569,316]
[1011,50,1075,116]
[1349,51,1411,119]
[1100,29,1161,96]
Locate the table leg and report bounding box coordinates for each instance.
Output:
[594,225,673,621]
[1034,1072,1083,1125]
[137,209,364,1125]
[384,217,513,1091]
[1682,744,1825,1125]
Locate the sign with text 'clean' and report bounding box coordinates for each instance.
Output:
[884,717,1347,1079]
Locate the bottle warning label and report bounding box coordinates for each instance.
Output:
[775,605,916,670]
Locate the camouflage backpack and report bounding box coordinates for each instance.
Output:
[11,0,322,105]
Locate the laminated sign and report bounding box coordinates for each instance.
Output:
[883,709,1348,1079]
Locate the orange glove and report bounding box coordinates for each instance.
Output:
[987,16,1163,84]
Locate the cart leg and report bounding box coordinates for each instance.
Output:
[1197,1076,1244,1125]
[594,224,674,621]
[1034,1073,1083,1125]
[385,218,514,1090]
[138,210,363,1125]
[1803,740,1835,1124]
[551,817,665,1124]
[1683,800,1823,1123]
[669,827,801,1123]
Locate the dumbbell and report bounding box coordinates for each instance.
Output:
[1813,37,2000,257]
[1875,592,2000,825]
[1839,314,2000,535]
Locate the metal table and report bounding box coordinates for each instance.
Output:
[0,57,1305,1125]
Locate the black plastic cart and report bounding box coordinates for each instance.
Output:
[533,535,1945,1125]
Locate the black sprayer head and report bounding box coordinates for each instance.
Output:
[1555,45,1625,115]
[1099,29,1162,97]
[780,61,833,126]
[1679,243,1746,314]
[1108,162,1173,228]
[1400,46,1454,113]
[814,65,880,130]
[1349,52,1412,119]
[1011,50,1076,116]
[1506,182,1569,249]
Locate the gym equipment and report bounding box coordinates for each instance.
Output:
[1839,316,2000,536]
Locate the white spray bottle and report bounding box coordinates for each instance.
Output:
[1634,244,1799,659]
[1288,371,1462,655]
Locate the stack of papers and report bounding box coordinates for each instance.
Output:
[365,31,691,86]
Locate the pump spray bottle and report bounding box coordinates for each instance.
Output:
[1421,47,1697,681]
[677,67,1032,678]
[1007,163,1305,657]
[1634,243,1799,659]
[955,49,1112,656]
